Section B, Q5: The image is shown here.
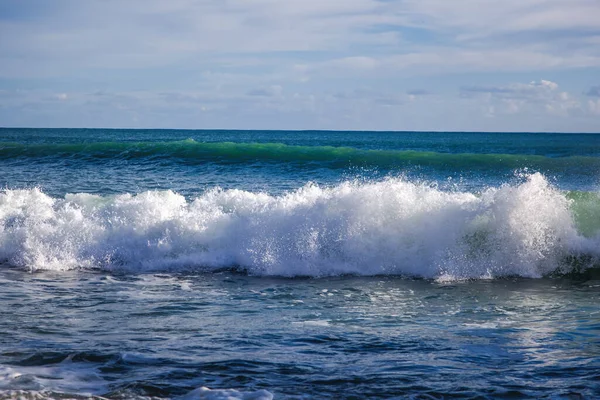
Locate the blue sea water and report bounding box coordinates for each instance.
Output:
[0,128,599,399]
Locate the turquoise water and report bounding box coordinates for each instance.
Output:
[2,129,600,197]
[0,128,599,399]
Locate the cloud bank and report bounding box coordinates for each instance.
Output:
[0,0,599,131]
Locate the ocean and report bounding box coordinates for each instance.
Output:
[0,128,599,399]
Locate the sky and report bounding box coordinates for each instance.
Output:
[0,0,599,132]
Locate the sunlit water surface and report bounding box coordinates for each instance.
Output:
[1,269,599,399]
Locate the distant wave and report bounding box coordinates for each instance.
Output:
[1,173,598,279]
[1,140,599,171]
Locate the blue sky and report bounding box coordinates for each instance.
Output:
[1,0,599,131]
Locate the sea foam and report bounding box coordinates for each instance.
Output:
[0,173,598,279]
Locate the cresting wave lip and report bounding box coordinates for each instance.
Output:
[1,140,599,171]
[1,173,599,279]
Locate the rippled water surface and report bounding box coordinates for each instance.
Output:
[1,129,600,398]
[1,269,599,399]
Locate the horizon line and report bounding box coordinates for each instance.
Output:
[1,126,599,135]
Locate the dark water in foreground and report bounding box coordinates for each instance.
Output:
[1,128,600,398]
[1,270,599,399]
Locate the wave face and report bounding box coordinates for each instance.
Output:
[1,173,598,279]
[1,139,599,172]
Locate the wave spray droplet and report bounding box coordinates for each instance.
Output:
[0,173,598,279]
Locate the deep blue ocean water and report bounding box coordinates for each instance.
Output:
[0,128,599,399]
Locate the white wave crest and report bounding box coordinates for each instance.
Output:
[0,173,597,279]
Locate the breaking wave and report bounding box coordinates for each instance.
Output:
[1,173,599,279]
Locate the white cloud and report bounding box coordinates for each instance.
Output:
[398,0,600,37]
[1,84,598,132]
[0,1,599,130]
[460,79,583,117]
[539,80,558,90]
[1,0,599,79]
[299,50,600,80]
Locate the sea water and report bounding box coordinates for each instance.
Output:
[0,128,599,399]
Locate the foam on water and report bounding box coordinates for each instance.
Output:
[0,360,274,399]
[180,387,274,400]
[0,362,108,396]
[0,173,598,279]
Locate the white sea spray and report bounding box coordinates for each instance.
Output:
[0,173,597,279]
